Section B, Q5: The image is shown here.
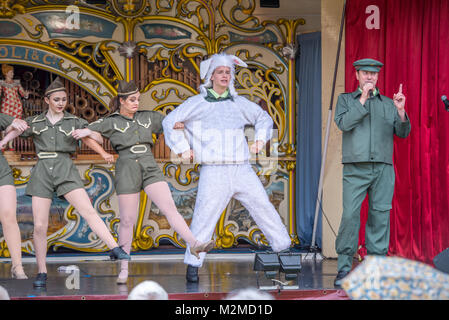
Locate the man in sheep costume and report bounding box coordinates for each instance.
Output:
[162,53,291,282]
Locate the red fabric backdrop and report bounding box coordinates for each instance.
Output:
[345,0,449,264]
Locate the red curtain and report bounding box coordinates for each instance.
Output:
[345,0,449,265]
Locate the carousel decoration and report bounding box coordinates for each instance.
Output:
[0,0,305,255]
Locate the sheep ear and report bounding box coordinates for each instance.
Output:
[200,58,213,79]
[231,55,247,68]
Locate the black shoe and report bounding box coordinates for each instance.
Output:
[33,273,47,288]
[334,270,350,288]
[186,265,199,283]
[109,247,131,261]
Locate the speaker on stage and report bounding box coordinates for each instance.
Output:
[254,253,280,279]
[260,0,280,8]
[433,248,449,274]
[278,253,302,280]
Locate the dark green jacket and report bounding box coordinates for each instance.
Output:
[88,110,164,152]
[334,89,411,164]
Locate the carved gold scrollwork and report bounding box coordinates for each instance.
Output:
[248,228,268,247]
[48,39,121,84]
[278,160,296,172]
[133,191,155,250]
[12,167,30,185]
[0,0,26,18]
[235,49,262,61]
[278,143,296,157]
[0,240,10,258]
[215,208,236,249]
[59,64,114,99]
[155,0,174,14]
[151,87,189,103]
[235,66,286,141]
[217,0,262,33]
[110,0,148,18]
[163,162,200,186]
[0,0,303,253]
[278,143,296,172]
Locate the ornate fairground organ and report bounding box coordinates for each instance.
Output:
[0,0,303,257]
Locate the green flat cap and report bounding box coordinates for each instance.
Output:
[353,58,383,72]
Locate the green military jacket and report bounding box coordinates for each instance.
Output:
[21,111,88,153]
[88,110,164,152]
[334,89,411,164]
[0,113,14,178]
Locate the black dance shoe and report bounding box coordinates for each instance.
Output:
[109,247,131,261]
[333,270,350,288]
[33,273,47,288]
[186,265,199,283]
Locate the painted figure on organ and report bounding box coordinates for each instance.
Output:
[0,64,29,119]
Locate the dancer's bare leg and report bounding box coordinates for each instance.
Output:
[32,197,52,274]
[0,185,25,276]
[116,193,140,282]
[64,188,119,249]
[144,181,198,247]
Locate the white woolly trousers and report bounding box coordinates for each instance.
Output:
[184,164,291,267]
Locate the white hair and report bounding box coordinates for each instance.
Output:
[198,53,247,99]
[225,287,274,300]
[0,286,10,300]
[128,280,168,300]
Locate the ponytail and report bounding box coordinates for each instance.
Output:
[109,96,120,113]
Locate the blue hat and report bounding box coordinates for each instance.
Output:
[353,58,383,72]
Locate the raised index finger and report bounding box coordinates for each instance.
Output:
[398,83,403,94]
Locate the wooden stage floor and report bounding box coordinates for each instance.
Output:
[0,250,343,300]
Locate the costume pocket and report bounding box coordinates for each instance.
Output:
[31,123,49,135]
[58,124,75,136]
[113,121,130,133]
[137,116,151,129]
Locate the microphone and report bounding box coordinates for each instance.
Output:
[442,95,449,111]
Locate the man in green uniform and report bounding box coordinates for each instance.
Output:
[333,58,411,287]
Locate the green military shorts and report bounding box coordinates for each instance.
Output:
[115,145,165,195]
[0,155,14,187]
[26,152,84,199]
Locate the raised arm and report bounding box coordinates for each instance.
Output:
[392,83,411,138]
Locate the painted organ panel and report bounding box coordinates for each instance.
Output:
[0,0,301,256]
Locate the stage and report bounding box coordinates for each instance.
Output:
[0,249,346,300]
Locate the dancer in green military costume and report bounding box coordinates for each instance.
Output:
[0,77,131,288]
[333,59,411,287]
[73,80,214,284]
[0,114,29,279]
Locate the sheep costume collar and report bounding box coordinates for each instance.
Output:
[199,53,247,99]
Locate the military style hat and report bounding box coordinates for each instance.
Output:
[117,80,139,96]
[353,58,384,72]
[45,77,66,96]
